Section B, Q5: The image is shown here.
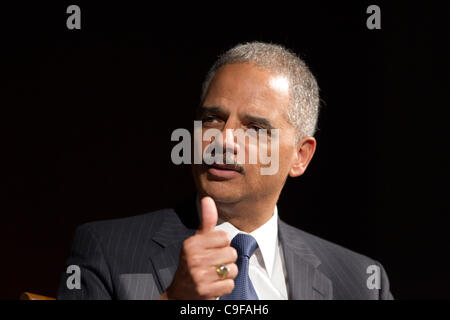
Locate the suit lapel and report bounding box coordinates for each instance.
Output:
[278,219,333,300]
[149,199,198,293]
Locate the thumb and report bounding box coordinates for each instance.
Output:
[197,196,218,234]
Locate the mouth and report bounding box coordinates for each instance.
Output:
[206,163,243,179]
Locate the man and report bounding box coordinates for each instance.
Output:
[57,42,393,300]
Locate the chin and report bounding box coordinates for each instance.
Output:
[200,179,245,204]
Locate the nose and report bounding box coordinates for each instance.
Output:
[223,126,240,155]
[212,120,241,157]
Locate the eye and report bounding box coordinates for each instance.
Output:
[203,115,218,123]
[250,124,262,132]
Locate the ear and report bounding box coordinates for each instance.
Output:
[289,136,317,178]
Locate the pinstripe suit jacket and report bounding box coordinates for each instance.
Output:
[57,198,393,300]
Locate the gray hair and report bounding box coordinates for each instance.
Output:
[200,42,320,141]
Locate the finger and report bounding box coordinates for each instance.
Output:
[202,246,238,266]
[197,196,218,234]
[199,279,235,299]
[195,230,230,249]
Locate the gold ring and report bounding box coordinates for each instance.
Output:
[216,264,229,279]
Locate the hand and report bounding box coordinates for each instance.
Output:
[159,196,238,300]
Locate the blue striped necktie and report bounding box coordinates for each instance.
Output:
[220,233,259,300]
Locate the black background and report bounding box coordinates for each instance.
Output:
[1,1,449,299]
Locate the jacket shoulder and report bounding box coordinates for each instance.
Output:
[279,220,392,299]
[281,221,376,265]
[74,208,176,245]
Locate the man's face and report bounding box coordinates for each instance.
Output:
[192,62,301,205]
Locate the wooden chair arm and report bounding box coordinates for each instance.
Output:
[20,292,55,300]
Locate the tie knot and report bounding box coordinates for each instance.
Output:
[230,233,258,258]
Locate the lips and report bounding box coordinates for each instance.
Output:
[209,163,242,172]
[206,162,243,179]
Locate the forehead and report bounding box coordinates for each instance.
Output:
[203,63,290,121]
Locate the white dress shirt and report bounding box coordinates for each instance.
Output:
[196,199,289,299]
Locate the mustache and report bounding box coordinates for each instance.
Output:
[202,145,244,173]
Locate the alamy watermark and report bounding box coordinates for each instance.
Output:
[66,264,81,290]
[171,121,280,175]
[366,265,381,290]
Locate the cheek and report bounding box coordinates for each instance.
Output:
[246,142,259,164]
[275,139,297,172]
[202,140,209,152]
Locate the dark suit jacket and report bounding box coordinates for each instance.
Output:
[57,198,393,300]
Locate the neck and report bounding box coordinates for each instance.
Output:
[215,195,278,233]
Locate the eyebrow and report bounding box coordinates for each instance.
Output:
[241,113,274,129]
[198,105,229,117]
[198,105,274,129]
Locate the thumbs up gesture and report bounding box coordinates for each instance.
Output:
[160,197,238,300]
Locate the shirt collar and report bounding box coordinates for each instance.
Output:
[249,206,279,277]
[195,195,279,277]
